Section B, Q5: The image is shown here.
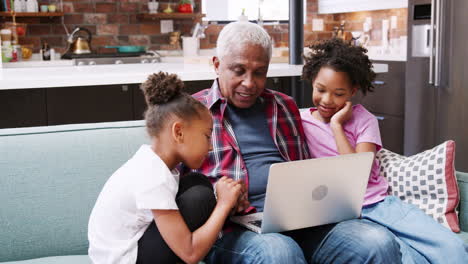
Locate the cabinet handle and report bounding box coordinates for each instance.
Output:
[373,80,385,85]
[434,0,443,87]
[122,85,129,92]
[429,0,435,84]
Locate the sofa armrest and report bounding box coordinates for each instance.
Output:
[457,171,468,232]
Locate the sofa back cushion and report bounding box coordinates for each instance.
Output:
[0,121,149,262]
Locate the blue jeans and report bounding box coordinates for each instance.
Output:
[204,219,402,264]
[362,196,468,264]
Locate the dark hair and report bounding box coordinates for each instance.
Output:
[140,71,207,137]
[302,38,376,95]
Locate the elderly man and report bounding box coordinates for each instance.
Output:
[192,21,402,264]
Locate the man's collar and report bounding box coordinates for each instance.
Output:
[205,79,225,110]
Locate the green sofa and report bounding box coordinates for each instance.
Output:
[1,121,467,263]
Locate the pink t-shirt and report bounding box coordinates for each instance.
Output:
[300,104,388,206]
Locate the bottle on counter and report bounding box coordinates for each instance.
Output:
[26,0,38,12]
[12,44,22,62]
[1,29,13,63]
[20,0,27,12]
[41,42,51,61]
[14,0,24,12]
[49,48,55,60]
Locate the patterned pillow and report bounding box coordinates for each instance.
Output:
[376,140,460,232]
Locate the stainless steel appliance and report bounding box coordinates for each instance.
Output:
[406,0,468,171]
[60,50,162,66]
[72,54,161,66]
[64,27,93,55]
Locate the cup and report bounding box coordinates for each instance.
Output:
[20,44,33,60]
[0,29,12,42]
[48,4,56,12]
[182,36,199,57]
[148,1,159,14]
[40,5,48,12]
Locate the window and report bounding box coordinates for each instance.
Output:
[201,0,306,22]
[318,0,407,14]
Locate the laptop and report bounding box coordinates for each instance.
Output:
[230,152,374,234]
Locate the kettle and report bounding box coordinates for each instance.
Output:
[66,27,92,54]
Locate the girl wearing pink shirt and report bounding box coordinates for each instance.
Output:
[301,39,467,263]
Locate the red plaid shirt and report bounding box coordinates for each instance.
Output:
[191,80,310,189]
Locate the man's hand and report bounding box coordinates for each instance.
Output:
[331,101,353,126]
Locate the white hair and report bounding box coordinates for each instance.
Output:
[216,21,272,61]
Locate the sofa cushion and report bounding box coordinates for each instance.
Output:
[457,231,468,244]
[376,141,460,232]
[0,121,148,262]
[2,255,91,264]
[457,171,468,232]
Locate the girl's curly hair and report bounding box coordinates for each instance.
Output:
[140,72,207,137]
[302,38,376,95]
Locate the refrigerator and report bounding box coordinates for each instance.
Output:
[406,0,468,172]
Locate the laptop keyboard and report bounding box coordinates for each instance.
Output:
[248,220,263,228]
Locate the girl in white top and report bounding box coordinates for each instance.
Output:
[88,72,243,264]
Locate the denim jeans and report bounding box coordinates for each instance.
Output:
[362,196,468,264]
[204,218,402,264]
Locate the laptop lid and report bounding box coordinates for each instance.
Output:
[260,152,374,233]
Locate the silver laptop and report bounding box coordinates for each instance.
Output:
[230,152,374,234]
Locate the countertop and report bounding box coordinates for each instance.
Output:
[0,62,389,90]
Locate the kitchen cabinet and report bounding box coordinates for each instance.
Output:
[376,114,404,154]
[0,88,47,128]
[46,85,133,126]
[0,77,293,128]
[352,61,406,154]
[318,0,407,14]
[354,61,405,117]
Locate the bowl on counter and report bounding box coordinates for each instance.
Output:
[104,45,146,53]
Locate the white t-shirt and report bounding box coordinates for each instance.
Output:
[88,145,180,264]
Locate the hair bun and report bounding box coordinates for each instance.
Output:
[140,71,184,106]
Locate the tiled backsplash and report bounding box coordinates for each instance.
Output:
[1,0,407,54]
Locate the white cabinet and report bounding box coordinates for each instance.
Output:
[318,0,407,14]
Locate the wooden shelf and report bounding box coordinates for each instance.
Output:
[138,13,205,20]
[0,12,64,17]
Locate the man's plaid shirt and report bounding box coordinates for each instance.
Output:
[191,80,310,189]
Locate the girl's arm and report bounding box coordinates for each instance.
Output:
[330,102,376,155]
[331,123,376,155]
[152,177,241,264]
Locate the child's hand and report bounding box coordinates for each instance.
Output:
[215,176,242,210]
[232,180,250,214]
[331,101,353,126]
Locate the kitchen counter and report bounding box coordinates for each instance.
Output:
[0,62,388,90]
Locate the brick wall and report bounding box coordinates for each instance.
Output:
[201,0,407,49]
[1,0,407,54]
